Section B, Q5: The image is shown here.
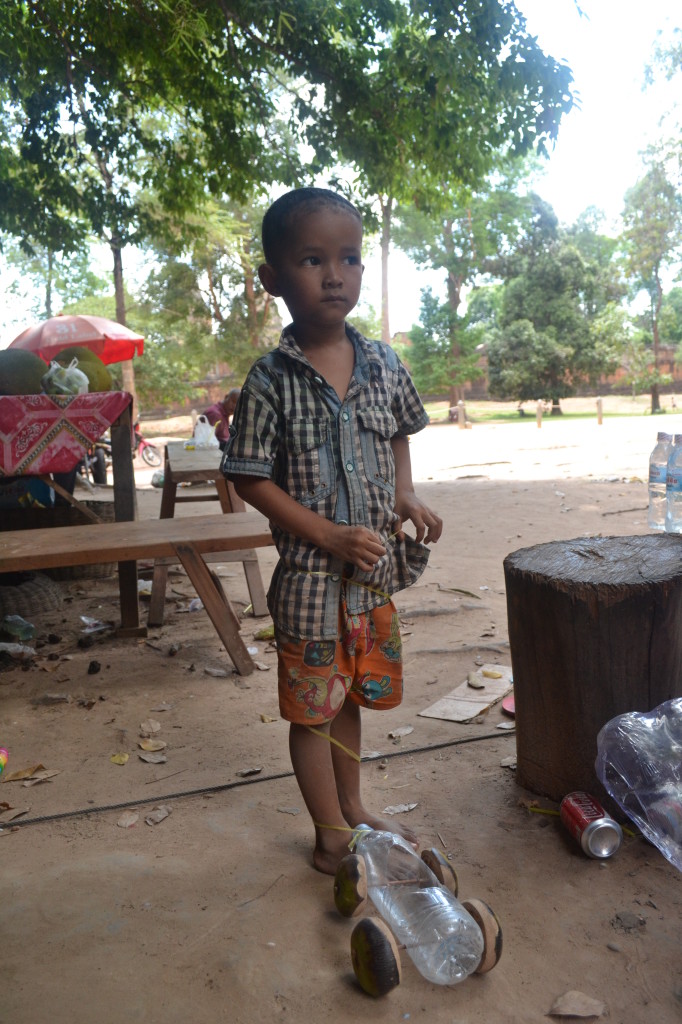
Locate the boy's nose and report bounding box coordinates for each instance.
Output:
[323,263,343,286]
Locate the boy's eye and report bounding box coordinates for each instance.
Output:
[343,255,360,265]
[301,256,320,266]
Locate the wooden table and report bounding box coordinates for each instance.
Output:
[0,392,141,635]
[148,441,269,626]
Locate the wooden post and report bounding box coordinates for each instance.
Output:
[457,400,466,430]
[504,535,682,810]
[536,401,543,428]
[596,396,603,425]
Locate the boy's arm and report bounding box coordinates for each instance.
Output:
[233,475,387,573]
[391,434,443,545]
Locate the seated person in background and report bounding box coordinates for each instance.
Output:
[203,388,241,449]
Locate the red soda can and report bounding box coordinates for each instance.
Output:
[560,791,623,859]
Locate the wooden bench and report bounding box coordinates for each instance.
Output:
[0,512,273,676]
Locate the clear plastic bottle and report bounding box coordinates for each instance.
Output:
[665,434,682,533]
[648,431,672,530]
[353,826,484,985]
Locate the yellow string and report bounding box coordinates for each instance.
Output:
[306,725,362,762]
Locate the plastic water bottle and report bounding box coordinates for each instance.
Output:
[648,432,672,530]
[353,826,484,985]
[665,434,682,533]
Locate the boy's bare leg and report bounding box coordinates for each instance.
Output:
[330,700,419,849]
[289,721,354,875]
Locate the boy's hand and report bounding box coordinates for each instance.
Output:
[325,524,387,572]
[393,491,443,545]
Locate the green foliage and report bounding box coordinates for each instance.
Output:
[407,289,483,393]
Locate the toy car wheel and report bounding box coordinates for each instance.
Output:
[461,897,503,974]
[333,853,368,918]
[421,847,459,896]
[350,917,402,997]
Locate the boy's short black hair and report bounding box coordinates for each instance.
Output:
[261,187,362,266]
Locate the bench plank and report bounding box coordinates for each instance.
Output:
[0,511,273,572]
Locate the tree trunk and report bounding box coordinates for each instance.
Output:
[550,399,562,415]
[444,220,465,406]
[45,250,53,319]
[651,272,663,414]
[504,535,682,811]
[111,239,138,419]
[379,195,393,344]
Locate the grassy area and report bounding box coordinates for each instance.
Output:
[423,394,678,424]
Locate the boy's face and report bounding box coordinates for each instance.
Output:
[259,207,363,331]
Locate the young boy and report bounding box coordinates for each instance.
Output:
[221,188,442,874]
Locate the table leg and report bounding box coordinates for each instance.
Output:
[111,403,145,636]
[215,477,269,616]
[173,542,255,676]
[148,448,177,627]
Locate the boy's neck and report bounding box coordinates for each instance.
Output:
[292,320,349,353]
[292,321,354,401]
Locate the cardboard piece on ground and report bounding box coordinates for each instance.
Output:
[419,664,513,723]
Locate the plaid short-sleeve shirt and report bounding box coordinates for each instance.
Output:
[221,323,430,640]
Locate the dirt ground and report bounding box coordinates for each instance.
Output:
[1,405,681,1024]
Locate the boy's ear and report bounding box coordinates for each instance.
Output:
[258,262,281,297]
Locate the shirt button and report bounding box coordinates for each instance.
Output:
[313,376,323,383]
[346,462,354,472]
[342,411,349,422]
[331,574,341,582]
[338,519,348,526]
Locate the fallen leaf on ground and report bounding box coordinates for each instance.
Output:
[117,810,139,828]
[139,719,161,736]
[482,669,503,678]
[383,802,418,814]
[500,755,517,769]
[110,753,129,766]
[145,805,171,825]
[22,769,61,786]
[236,767,263,777]
[277,806,300,815]
[31,692,71,704]
[204,666,231,677]
[388,726,414,739]
[260,714,277,723]
[138,739,167,752]
[254,624,275,640]
[150,702,174,712]
[547,990,606,1018]
[2,764,46,783]
[138,752,167,764]
[253,660,271,671]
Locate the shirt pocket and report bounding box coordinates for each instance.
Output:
[285,416,335,506]
[357,407,397,496]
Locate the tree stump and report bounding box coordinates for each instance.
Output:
[503,535,682,808]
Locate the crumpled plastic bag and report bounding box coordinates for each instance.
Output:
[191,413,219,449]
[595,697,682,872]
[41,358,89,395]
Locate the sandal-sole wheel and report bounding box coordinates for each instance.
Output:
[421,847,459,896]
[461,897,503,974]
[350,917,402,997]
[333,853,368,918]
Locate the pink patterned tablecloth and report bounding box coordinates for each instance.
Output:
[0,392,132,475]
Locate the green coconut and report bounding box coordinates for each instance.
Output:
[0,349,48,395]
[54,347,113,392]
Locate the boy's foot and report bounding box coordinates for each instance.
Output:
[312,831,355,876]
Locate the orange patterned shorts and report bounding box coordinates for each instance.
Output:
[277,599,403,725]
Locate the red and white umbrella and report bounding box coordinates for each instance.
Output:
[9,314,144,365]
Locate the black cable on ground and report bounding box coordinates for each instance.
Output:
[3,731,514,830]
